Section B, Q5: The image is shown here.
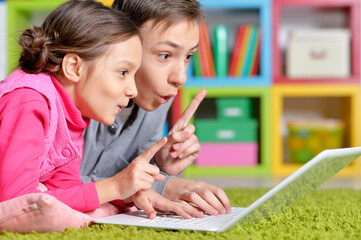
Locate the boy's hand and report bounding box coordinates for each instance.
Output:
[96,137,167,204]
[131,189,204,219]
[163,178,232,216]
[155,89,207,175]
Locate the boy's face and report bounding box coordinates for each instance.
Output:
[134,19,199,111]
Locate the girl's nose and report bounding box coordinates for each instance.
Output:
[125,80,138,98]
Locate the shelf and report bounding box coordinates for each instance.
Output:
[272,0,360,83]
[187,0,272,86]
[98,0,113,7]
[271,84,361,176]
[7,0,67,73]
[6,0,113,74]
[176,87,271,177]
[185,76,270,87]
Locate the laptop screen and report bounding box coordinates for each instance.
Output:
[233,148,361,227]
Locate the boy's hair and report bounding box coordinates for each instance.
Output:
[112,0,204,30]
[18,0,139,74]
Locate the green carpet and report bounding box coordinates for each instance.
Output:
[2,188,361,240]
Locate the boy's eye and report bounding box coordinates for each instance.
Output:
[159,54,170,60]
[185,54,194,61]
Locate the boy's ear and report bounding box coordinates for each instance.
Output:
[61,54,84,83]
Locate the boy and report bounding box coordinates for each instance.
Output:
[81,0,231,216]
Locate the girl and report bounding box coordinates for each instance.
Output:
[81,0,231,217]
[0,0,200,219]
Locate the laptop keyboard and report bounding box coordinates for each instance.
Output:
[140,207,244,227]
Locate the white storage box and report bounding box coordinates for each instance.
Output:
[286,29,350,79]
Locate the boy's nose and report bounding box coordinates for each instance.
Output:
[168,68,187,87]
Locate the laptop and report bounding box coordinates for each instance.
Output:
[94,147,361,232]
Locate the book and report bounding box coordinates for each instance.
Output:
[237,25,255,76]
[228,25,247,76]
[198,23,210,77]
[244,27,260,76]
[198,22,215,77]
[192,50,202,77]
[213,24,229,77]
[235,25,252,76]
[251,30,261,76]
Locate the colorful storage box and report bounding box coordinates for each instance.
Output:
[195,143,258,166]
[216,98,253,120]
[287,119,344,163]
[195,119,258,142]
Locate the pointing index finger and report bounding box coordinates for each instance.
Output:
[177,89,207,128]
[140,137,168,163]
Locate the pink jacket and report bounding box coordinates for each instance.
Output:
[0,70,99,212]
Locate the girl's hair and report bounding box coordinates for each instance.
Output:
[19,0,140,74]
[111,0,204,30]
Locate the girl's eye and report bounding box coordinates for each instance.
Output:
[159,54,170,60]
[119,70,127,76]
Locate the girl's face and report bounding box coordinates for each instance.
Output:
[75,36,142,125]
[134,19,199,111]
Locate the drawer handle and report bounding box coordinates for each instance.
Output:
[217,130,236,139]
[224,107,242,117]
[310,47,327,59]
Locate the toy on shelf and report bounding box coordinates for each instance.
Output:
[271,84,360,177]
[287,119,344,163]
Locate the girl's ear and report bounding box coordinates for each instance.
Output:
[61,53,84,83]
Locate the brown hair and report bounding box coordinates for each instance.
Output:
[111,0,204,30]
[18,0,140,74]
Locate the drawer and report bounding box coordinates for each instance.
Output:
[286,29,350,78]
[195,143,258,166]
[195,119,258,142]
[216,98,253,120]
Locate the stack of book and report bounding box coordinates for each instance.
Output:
[193,23,261,78]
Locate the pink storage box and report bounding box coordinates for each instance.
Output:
[195,142,258,166]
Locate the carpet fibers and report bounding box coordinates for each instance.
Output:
[2,188,361,239]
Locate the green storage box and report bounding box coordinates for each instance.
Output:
[216,98,253,120]
[195,119,258,142]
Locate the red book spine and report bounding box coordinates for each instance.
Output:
[198,22,211,77]
[199,22,215,77]
[228,25,247,76]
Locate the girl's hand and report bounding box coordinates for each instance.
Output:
[95,137,167,204]
[155,89,207,176]
[131,189,204,219]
